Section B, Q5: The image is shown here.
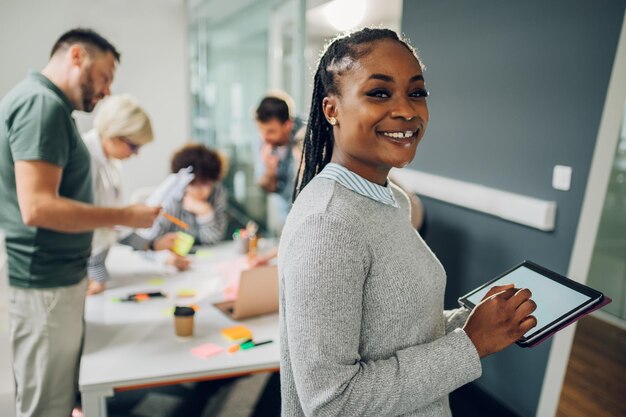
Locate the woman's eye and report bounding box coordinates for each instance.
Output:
[367,89,390,99]
[410,89,429,98]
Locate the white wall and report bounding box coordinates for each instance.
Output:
[0,0,189,199]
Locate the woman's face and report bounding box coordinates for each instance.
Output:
[102,136,140,160]
[324,39,429,184]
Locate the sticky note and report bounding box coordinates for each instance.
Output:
[148,278,165,285]
[191,343,224,359]
[177,289,197,298]
[221,325,252,341]
[173,232,195,256]
[195,249,213,258]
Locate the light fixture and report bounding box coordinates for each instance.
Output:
[323,0,366,32]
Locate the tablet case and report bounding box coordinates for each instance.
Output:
[517,295,612,348]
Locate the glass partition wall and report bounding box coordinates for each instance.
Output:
[187,0,403,235]
[188,0,305,234]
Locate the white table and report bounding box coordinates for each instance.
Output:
[79,242,280,417]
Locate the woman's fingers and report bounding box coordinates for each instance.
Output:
[508,288,532,310]
[519,315,538,334]
[482,283,515,300]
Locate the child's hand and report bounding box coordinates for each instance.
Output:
[152,233,178,251]
[183,194,213,216]
[166,253,191,271]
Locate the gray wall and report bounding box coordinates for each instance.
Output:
[401,1,625,416]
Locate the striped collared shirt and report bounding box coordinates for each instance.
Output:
[317,162,398,207]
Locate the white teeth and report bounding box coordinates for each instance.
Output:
[382,131,414,139]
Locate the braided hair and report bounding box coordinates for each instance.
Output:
[293,28,422,201]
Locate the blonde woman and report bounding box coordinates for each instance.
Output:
[83,94,176,294]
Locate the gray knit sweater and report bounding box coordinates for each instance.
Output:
[278,177,482,417]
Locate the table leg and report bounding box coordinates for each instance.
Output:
[81,387,113,417]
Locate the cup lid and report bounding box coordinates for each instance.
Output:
[174,306,195,316]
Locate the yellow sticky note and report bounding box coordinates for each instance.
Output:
[177,289,197,298]
[221,325,253,341]
[148,278,165,285]
[173,232,195,256]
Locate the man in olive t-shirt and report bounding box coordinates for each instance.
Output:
[0,29,160,417]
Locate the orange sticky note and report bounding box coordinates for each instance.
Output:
[221,325,252,341]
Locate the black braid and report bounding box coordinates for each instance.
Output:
[293,28,421,201]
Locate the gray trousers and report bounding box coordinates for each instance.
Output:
[9,279,87,417]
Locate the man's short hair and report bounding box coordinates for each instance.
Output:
[50,28,121,62]
[255,96,291,124]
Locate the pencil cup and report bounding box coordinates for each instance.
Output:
[173,306,195,337]
[173,232,195,256]
[239,235,249,254]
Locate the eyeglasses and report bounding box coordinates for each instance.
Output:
[117,136,140,153]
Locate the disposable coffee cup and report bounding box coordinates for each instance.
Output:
[173,306,195,337]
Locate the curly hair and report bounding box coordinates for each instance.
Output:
[171,144,225,182]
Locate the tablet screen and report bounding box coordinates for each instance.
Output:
[465,265,593,338]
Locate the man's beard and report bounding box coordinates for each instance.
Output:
[79,70,97,112]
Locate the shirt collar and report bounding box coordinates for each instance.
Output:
[83,129,107,163]
[318,163,398,207]
[28,71,75,112]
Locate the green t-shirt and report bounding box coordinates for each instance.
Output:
[0,72,93,288]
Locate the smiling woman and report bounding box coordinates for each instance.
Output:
[278,27,538,417]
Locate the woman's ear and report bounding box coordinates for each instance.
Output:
[322,96,338,124]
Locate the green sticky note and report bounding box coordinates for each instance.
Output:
[173,232,195,256]
[148,278,165,285]
[110,298,122,303]
[162,307,175,317]
[195,249,213,258]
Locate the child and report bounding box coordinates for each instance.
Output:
[147,144,228,251]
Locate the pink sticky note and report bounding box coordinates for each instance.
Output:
[191,343,224,359]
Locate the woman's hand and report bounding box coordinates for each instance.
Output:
[463,285,537,358]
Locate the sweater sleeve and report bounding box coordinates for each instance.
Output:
[444,307,471,334]
[281,213,482,417]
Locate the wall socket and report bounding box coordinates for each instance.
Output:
[553,165,572,191]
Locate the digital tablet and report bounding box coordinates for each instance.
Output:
[458,261,608,348]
